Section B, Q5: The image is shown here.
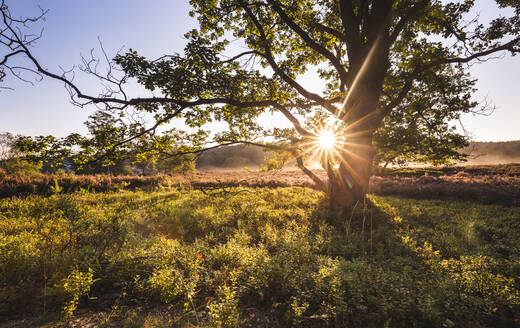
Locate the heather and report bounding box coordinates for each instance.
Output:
[2,164,519,206]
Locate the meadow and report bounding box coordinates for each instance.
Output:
[1,166,520,327]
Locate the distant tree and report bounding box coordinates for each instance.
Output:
[373,118,469,168]
[0,132,42,174]
[0,132,16,162]
[1,0,519,212]
[156,154,196,174]
[196,144,266,168]
[14,111,131,175]
[130,134,196,174]
[15,110,196,175]
[79,110,131,174]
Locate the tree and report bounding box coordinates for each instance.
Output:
[0,132,15,162]
[0,132,42,174]
[15,110,196,175]
[1,0,519,212]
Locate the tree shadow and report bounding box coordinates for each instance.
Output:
[331,195,520,326]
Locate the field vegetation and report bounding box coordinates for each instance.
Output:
[1,164,519,205]
[1,166,520,327]
[1,0,520,326]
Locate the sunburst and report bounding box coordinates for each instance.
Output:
[302,127,343,168]
[317,130,336,150]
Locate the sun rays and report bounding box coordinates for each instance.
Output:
[299,127,343,167]
[295,118,375,190]
[317,130,336,150]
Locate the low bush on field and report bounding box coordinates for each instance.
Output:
[0,171,316,199]
[371,174,520,206]
[1,187,519,327]
[380,163,520,177]
[2,166,520,207]
[0,172,171,198]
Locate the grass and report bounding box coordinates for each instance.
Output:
[0,184,519,327]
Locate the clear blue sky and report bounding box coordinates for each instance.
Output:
[1,0,519,141]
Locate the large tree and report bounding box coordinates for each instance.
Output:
[1,0,519,212]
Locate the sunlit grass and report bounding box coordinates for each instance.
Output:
[1,188,520,326]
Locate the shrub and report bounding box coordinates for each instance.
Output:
[62,268,97,320]
[207,286,239,328]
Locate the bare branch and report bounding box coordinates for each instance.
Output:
[295,152,326,191]
[221,50,259,63]
[381,37,520,117]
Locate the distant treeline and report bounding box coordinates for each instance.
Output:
[2,136,519,176]
[196,144,268,169]
[462,140,520,165]
[196,141,520,169]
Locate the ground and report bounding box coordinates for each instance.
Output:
[0,166,519,327]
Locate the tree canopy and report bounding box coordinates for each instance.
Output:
[1,0,519,209]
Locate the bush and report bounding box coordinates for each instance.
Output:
[62,268,97,319]
[2,158,41,174]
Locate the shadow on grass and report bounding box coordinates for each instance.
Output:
[2,187,519,327]
[343,195,520,327]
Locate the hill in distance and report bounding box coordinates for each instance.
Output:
[196,141,520,169]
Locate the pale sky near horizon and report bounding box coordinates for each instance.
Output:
[1,0,519,142]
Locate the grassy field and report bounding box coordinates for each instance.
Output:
[1,170,520,327]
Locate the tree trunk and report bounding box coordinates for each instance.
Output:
[327,73,384,215]
[328,134,375,214]
[325,30,391,215]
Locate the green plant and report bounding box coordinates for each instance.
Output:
[147,266,184,303]
[62,268,97,320]
[50,178,63,194]
[207,286,239,328]
[1,187,520,326]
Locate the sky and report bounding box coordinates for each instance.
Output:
[1,0,519,142]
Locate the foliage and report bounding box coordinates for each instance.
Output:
[207,286,239,327]
[0,132,17,162]
[13,111,195,175]
[3,0,519,203]
[373,119,469,167]
[1,187,520,326]
[62,268,97,320]
[1,157,41,175]
[0,132,41,174]
[49,178,63,195]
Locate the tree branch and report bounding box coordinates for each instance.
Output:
[389,0,429,44]
[380,37,520,117]
[239,1,339,114]
[221,50,260,63]
[171,140,289,156]
[295,152,326,191]
[314,22,347,43]
[339,0,363,70]
[265,0,349,84]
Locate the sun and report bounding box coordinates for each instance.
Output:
[317,130,336,150]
